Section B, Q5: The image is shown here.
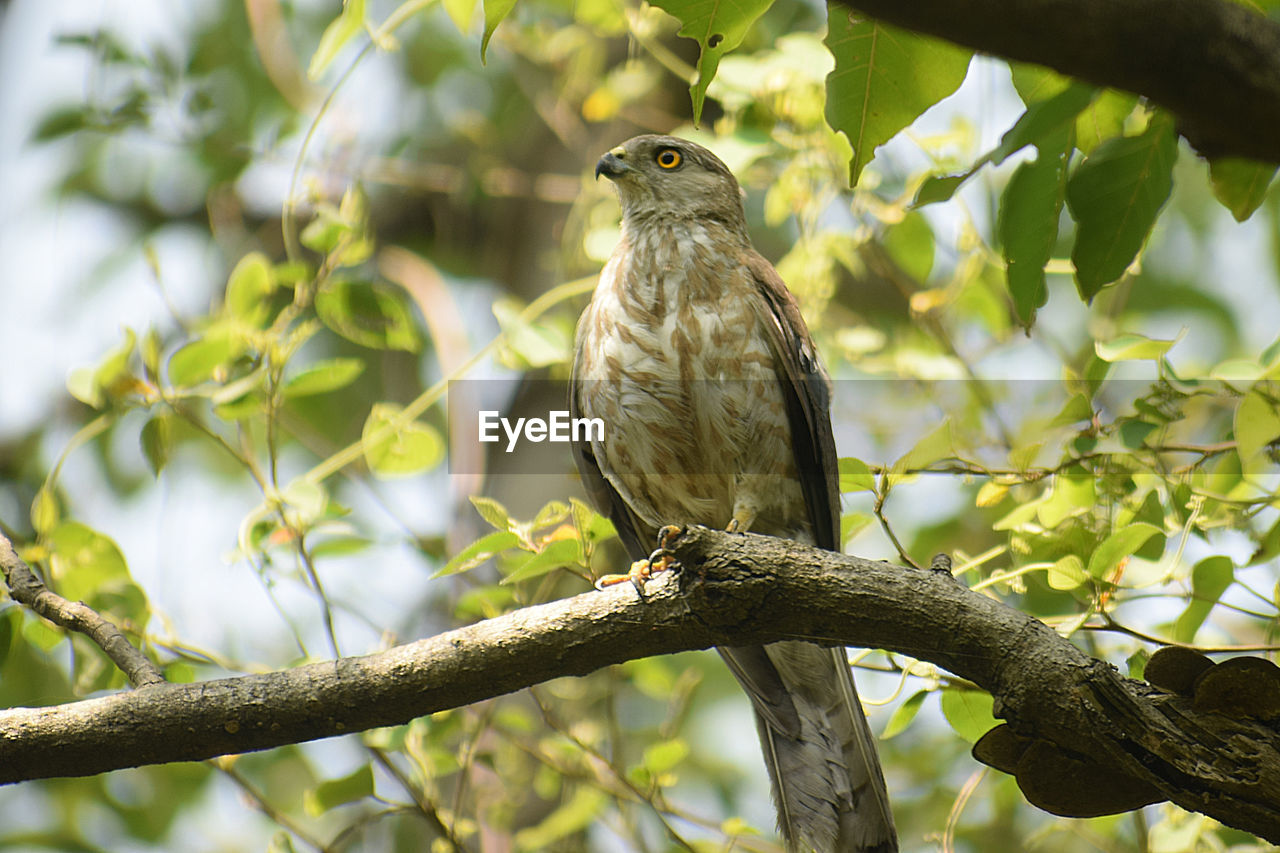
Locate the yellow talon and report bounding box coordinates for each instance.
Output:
[594,525,683,593]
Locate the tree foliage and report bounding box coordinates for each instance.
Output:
[2,0,1279,851]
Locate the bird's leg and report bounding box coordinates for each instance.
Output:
[594,525,683,594]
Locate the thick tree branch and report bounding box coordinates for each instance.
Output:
[1,528,1277,841]
[835,0,1280,163]
[0,533,165,688]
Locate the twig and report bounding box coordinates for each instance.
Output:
[0,532,165,688]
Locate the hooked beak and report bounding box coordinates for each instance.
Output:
[594,148,629,181]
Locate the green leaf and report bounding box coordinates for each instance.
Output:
[1208,158,1277,223]
[501,538,581,584]
[999,139,1069,329]
[282,358,365,397]
[939,689,997,743]
[1235,390,1280,470]
[840,511,874,544]
[444,0,477,33]
[989,82,1096,165]
[31,486,60,535]
[1036,471,1094,529]
[315,280,421,352]
[46,521,146,626]
[891,419,954,475]
[1073,90,1137,154]
[168,331,244,387]
[1066,113,1178,300]
[1087,522,1163,579]
[1047,554,1087,590]
[481,0,518,62]
[883,211,934,283]
[303,764,373,816]
[309,0,367,79]
[434,530,521,577]
[361,403,445,477]
[225,252,276,326]
[642,738,690,774]
[649,0,773,124]
[140,414,174,477]
[912,173,968,207]
[839,456,876,492]
[881,689,927,739]
[1173,556,1234,643]
[514,787,607,851]
[825,11,972,186]
[492,298,571,367]
[1095,333,1176,362]
[471,495,511,530]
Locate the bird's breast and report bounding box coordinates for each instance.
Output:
[572,224,806,534]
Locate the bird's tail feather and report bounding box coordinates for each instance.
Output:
[718,642,898,853]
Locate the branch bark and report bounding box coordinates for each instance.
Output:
[834,0,1280,163]
[1,527,1277,841]
[0,533,165,688]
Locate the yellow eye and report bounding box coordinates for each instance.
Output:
[655,148,682,169]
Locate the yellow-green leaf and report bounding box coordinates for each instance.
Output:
[309,0,367,80]
[1087,522,1163,579]
[361,403,445,477]
[939,688,997,744]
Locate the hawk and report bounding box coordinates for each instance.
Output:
[570,135,898,853]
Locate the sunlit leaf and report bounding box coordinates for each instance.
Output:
[825,11,971,186]
[434,530,521,577]
[225,252,276,327]
[140,414,174,477]
[282,358,365,397]
[168,331,244,387]
[1047,554,1087,590]
[642,738,689,774]
[1235,390,1280,470]
[501,538,581,584]
[482,0,518,62]
[940,688,997,743]
[1087,523,1163,579]
[1208,158,1277,222]
[315,280,420,352]
[1095,334,1176,362]
[471,495,511,530]
[839,457,876,492]
[649,0,772,124]
[881,689,927,739]
[309,0,367,79]
[361,403,445,477]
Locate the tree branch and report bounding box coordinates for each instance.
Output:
[835,0,1280,163]
[1,528,1277,841]
[0,533,165,688]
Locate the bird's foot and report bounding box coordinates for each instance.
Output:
[594,525,682,595]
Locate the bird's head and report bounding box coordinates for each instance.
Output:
[595,135,747,229]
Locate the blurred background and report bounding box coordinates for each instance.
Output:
[1,0,1278,850]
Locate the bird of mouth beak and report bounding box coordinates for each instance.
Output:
[594,150,629,181]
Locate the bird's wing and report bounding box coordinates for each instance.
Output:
[742,250,841,551]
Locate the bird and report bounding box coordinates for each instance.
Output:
[569,134,898,853]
